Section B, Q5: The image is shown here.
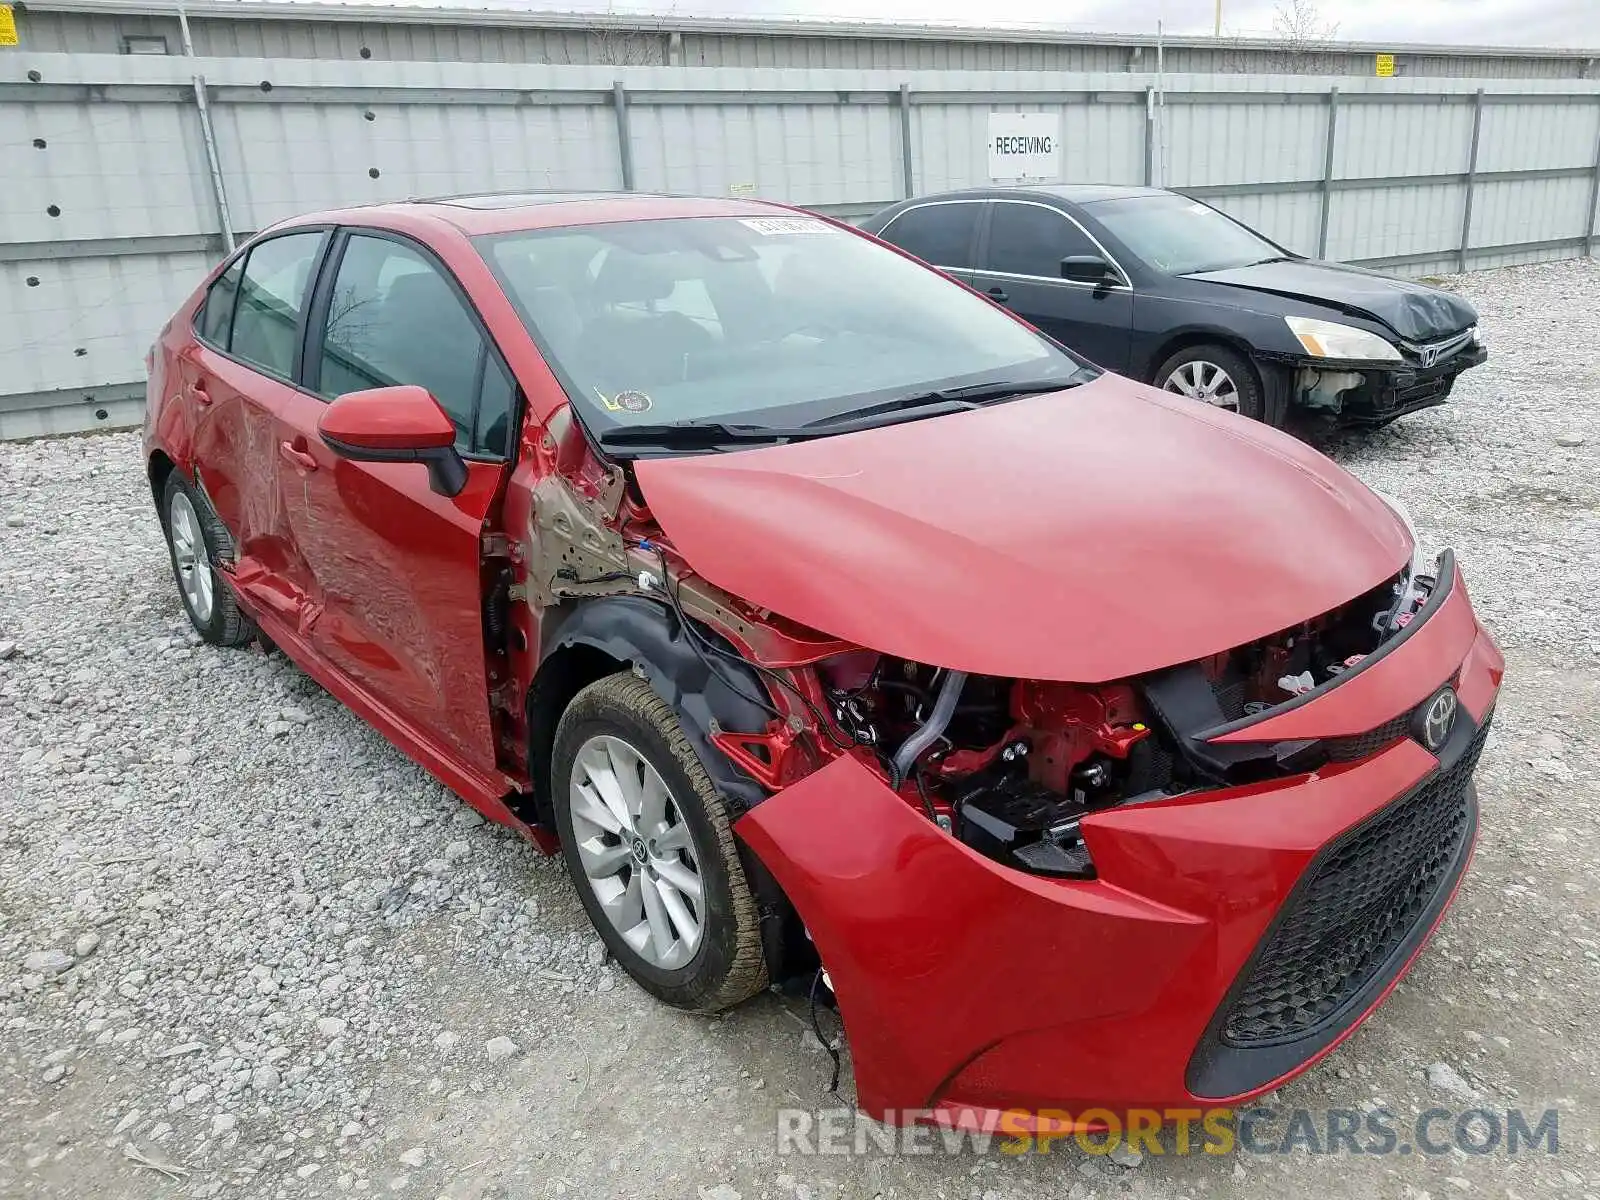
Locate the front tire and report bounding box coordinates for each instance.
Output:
[1155,344,1265,422]
[160,472,255,647]
[552,672,767,1012]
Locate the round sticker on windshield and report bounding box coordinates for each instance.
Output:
[612,390,652,413]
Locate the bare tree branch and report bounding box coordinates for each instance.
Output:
[547,1,678,67]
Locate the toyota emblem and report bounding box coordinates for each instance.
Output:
[1415,687,1459,752]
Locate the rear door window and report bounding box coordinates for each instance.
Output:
[986,203,1099,278]
[878,203,981,269]
[229,232,326,378]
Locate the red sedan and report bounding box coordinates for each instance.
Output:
[142,192,1502,1127]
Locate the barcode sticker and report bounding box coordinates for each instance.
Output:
[739,217,830,236]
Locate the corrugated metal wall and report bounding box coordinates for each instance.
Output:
[14,8,1599,79]
[4,52,1599,438]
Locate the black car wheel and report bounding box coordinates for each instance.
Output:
[160,472,256,647]
[1155,345,1264,422]
[552,672,768,1013]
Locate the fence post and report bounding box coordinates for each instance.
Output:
[191,76,236,255]
[178,7,235,254]
[612,81,635,191]
[1585,97,1600,258]
[1458,88,1485,273]
[898,84,915,199]
[1144,86,1156,186]
[1317,86,1339,258]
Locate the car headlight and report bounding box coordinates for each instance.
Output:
[1469,323,1485,347]
[1285,316,1403,363]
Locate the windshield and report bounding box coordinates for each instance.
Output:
[1087,194,1289,275]
[477,215,1086,445]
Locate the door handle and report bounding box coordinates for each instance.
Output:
[189,381,212,406]
[279,441,319,472]
[986,286,1009,303]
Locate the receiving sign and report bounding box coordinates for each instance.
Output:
[987,112,1062,183]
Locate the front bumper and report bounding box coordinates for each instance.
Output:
[1290,343,1488,427]
[735,560,1503,1125]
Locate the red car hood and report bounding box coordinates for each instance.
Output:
[633,376,1411,682]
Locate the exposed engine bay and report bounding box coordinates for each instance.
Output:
[522,418,1438,886]
[811,558,1438,881]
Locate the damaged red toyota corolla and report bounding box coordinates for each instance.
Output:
[143,193,1503,1127]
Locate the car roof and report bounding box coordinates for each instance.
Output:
[896,184,1169,207]
[274,191,807,238]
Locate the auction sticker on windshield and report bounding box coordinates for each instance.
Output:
[740,217,830,236]
[596,388,653,414]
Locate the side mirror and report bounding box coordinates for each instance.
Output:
[1060,255,1117,286]
[318,385,467,498]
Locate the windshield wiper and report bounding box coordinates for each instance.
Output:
[595,373,1092,451]
[1180,255,1298,276]
[596,421,815,449]
[801,373,1089,430]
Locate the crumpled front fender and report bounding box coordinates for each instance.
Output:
[733,755,1209,1121]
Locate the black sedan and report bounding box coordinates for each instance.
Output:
[859,186,1487,427]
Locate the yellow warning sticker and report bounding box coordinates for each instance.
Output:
[1375,53,1396,77]
[0,5,19,47]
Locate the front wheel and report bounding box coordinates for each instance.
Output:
[1154,344,1265,422]
[552,672,768,1012]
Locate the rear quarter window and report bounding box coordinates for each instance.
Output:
[228,231,327,379]
[196,259,243,348]
[878,203,981,269]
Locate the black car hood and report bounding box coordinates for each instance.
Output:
[1189,259,1477,342]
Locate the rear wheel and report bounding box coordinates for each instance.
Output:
[1155,344,1264,422]
[552,672,767,1012]
[161,472,255,647]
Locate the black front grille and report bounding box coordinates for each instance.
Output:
[1394,374,1454,407]
[1220,713,1492,1047]
[1325,711,1413,762]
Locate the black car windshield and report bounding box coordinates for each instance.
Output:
[1088,194,1289,276]
[476,215,1087,443]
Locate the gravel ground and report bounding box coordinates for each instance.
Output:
[2,258,1599,1200]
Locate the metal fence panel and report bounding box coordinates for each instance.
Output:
[1476,98,1600,172]
[0,94,213,243]
[1471,174,1593,245]
[4,52,1600,438]
[629,99,898,205]
[1163,99,1328,186]
[17,7,1598,80]
[1326,181,1468,261]
[1335,98,1476,178]
[0,249,214,402]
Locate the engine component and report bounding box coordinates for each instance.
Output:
[956,778,1094,879]
[831,694,879,746]
[889,669,968,785]
[1069,757,1116,806]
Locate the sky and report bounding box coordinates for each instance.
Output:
[436,0,1600,48]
